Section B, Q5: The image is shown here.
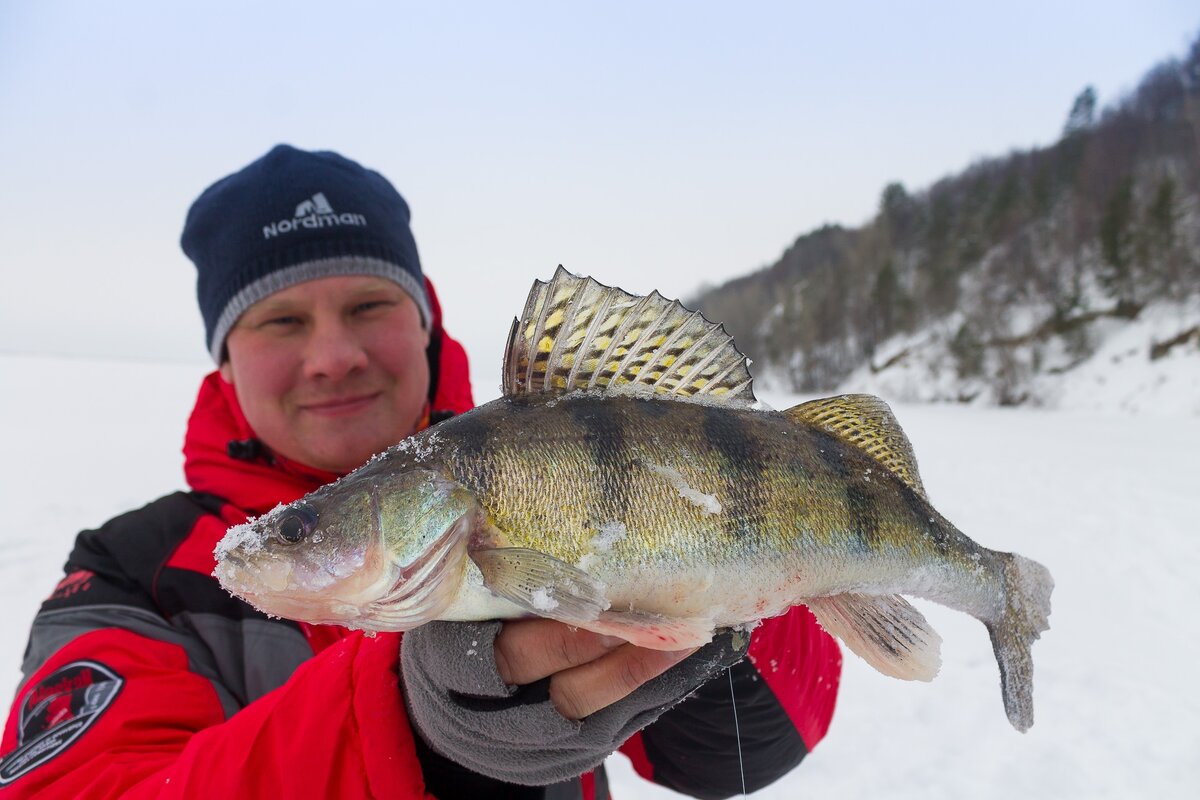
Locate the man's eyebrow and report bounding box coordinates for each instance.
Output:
[350,279,400,295]
[249,298,297,314]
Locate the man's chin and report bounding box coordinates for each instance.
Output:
[300,434,409,475]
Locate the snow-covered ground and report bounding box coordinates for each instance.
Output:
[2,353,1197,798]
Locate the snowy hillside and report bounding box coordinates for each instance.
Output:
[1,354,1197,798]
[838,297,1200,415]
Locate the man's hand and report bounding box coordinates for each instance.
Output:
[493,618,697,719]
[399,618,747,786]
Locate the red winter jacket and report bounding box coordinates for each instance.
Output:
[0,280,840,799]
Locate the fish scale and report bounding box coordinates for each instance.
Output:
[215,267,1053,732]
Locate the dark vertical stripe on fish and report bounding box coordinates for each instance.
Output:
[634,396,673,418]
[443,408,497,498]
[897,481,953,556]
[810,429,852,479]
[701,405,764,538]
[701,404,762,470]
[568,399,631,517]
[845,484,882,552]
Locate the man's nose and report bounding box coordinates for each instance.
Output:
[302,320,369,380]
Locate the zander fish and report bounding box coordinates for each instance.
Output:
[215,267,1053,731]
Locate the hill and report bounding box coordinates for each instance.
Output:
[692,34,1200,411]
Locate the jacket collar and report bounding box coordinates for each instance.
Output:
[182,371,340,515]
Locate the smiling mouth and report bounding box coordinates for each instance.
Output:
[300,393,381,416]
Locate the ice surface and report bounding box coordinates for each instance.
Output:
[2,353,1198,799]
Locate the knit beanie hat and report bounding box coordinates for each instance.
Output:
[182,144,430,362]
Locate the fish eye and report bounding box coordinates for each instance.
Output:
[276,504,318,545]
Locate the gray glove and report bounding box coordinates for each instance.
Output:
[400,620,748,787]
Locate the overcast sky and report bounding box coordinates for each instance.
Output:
[1,1,1196,394]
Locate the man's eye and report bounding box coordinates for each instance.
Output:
[262,315,302,328]
[353,301,390,315]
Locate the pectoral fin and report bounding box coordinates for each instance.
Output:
[806,593,942,681]
[471,547,610,624]
[470,547,716,650]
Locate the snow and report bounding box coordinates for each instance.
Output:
[2,353,1198,798]
[592,521,628,552]
[530,588,559,611]
[214,514,273,560]
[839,298,1200,416]
[645,463,723,516]
[1035,299,1200,415]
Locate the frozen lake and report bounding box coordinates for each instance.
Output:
[2,353,1197,798]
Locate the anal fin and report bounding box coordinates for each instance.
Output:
[806,593,942,681]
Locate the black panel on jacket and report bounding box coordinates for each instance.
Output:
[45,491,296,628]
[412,730,552,800]
[640,658,807,800]
[41,493,207,615]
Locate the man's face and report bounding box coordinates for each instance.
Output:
[220,275,431,474]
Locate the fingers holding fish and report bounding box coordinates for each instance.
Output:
[545,640,697,721]
[493,618,624,685]
[494,618,695,720]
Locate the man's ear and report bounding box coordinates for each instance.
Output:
[219,360,234,384]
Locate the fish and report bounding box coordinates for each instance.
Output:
[214,266,1054,731]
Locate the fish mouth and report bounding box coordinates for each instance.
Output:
[214,540,392,626]
[359,510,475,631]
[213,496,475,631]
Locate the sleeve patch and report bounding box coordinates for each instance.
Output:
[0,660,124,784]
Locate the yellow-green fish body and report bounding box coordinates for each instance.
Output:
[416,394,992,627]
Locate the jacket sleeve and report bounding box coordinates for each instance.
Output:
[0,582,429,800]
[618,605,842,800]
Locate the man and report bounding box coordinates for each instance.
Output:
[0,145,841,798]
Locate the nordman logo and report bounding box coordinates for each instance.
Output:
[263,192,368,239]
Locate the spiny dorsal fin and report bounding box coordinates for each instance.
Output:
[787,394,927,498]
[502,266,755,406]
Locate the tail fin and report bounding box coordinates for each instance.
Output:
[987,553,1053,732]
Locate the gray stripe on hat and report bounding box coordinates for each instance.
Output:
[209,255,432,363]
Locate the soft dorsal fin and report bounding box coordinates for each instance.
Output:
[786,394,927,498]
[502,266,755,406]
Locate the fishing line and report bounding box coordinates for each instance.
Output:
[728,667,747,796]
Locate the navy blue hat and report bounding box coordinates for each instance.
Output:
[182,144,430,362]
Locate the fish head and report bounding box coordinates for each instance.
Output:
[214,467,478,631]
